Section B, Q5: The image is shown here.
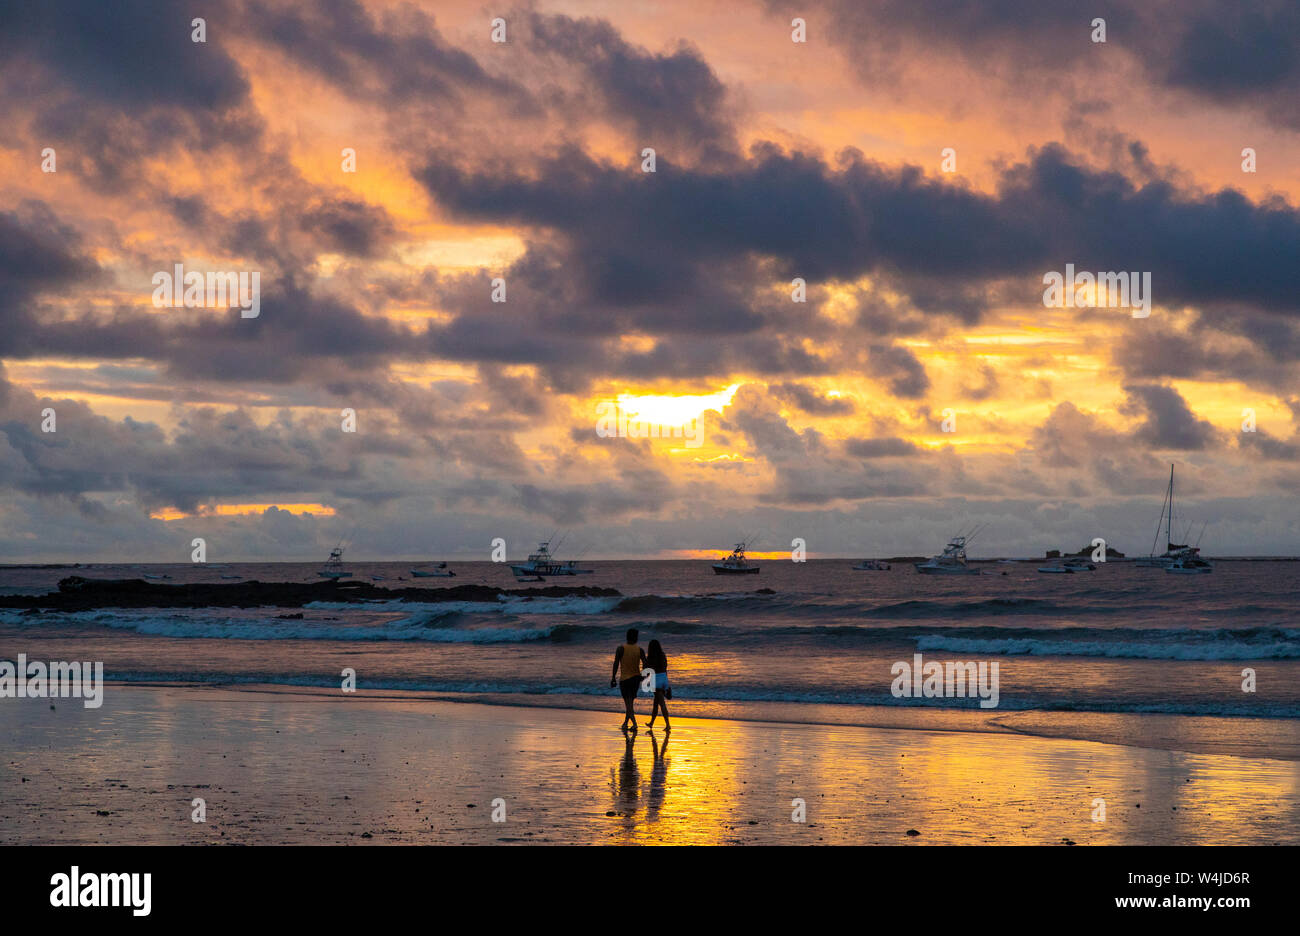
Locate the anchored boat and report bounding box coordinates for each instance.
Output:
[510,541,593,580]
[410,561,456,578]
[713,542,760,574]
[1166,554,1213,574]
[914,530,983,575]
[1036,563,1073,574]
[1138,465,1212,573]
[318,545,352,579]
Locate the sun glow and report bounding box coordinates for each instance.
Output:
[150,504,336,521]
[615,384,742,426]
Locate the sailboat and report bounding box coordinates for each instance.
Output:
[1136,465,1212,573]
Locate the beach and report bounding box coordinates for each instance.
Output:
[3,684,1296,846]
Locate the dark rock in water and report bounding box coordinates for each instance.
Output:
[755,588,776,594]
[276,612,304,619]
[0,576,621,611]
[905,829,920,836]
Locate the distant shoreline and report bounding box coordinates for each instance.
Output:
[2,556,1299,566]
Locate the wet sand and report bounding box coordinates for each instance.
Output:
[2,685,1296,845]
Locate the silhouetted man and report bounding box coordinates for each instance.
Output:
[610,628,647,732]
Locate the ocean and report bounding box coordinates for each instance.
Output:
[3,559,1299,758]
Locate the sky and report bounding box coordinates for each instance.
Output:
[1,0,1299,561]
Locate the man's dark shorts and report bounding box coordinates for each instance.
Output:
[619,676,640,702]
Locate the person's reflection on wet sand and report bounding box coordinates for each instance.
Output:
[646,730,670,821]
[609,733,640,821]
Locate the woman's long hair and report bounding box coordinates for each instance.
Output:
[646,639,667,671]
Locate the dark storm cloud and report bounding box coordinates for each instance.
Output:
[866,344,929,398]
[0,204,101,311]
[419,142,1300,356]
[800,0,1300,127]
[0,276,425,391]
[0,367,537,514]
[1121,384,1220,450]
[418,143,1038,288]
[1110,309,1300,390]
[525,11,736,155]
[843,437,921,458]
[769,383,854,414]
[298,198,396,257]
[0,0,248,112]
[1031,384,1219,465]
[1238,429,1300,460]
[0,0,262,191]
[243,0,528,108]
[1162,3,1300,103]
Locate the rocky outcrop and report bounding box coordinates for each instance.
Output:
[0,576,621,612]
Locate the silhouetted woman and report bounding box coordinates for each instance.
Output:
[644,639,670,732]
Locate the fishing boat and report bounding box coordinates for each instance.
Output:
[713,542,760,574]
[1062,558,1097,571]
[1166,554,1213,574]
[852,559,891,570]
[914,531,982,575]
[1137,465,1212,572]
[510,541,592,579]
[317,546,352,579]
[410,562,456,578]
[1036,563,1073,574]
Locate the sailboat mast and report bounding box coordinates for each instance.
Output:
[1166,464,1174,550]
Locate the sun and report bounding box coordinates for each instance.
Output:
[614,383,742,426]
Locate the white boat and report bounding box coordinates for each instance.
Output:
[852,559,891,571]
[1139,465,1212,573]
[1062,558,1097,571]
[511,541,592,579]
[1036,563,1073,574]
[318,546,352,579]
[1166,554,1213,574]
[713,542,760,574]
[914,532,982,575]
[410,562,456,578]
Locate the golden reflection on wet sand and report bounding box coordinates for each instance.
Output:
[2,686,1297,845]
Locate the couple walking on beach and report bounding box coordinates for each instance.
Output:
[610,628,670,732]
